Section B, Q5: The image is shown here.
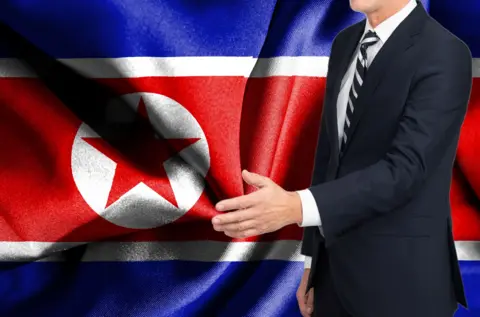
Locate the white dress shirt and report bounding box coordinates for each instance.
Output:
[298,0,417,269]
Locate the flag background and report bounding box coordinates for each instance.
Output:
[0,1,479,316]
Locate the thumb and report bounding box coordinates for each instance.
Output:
[242,170,270,188]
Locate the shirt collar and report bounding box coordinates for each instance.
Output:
[364,0,417,43]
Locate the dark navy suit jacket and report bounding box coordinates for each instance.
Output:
[301,2,472,316]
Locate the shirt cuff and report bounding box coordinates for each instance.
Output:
[297,189,322,227]
[304,256,312,269]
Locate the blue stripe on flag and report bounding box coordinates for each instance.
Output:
[429,0,480,57]
[255,0,362,58]
[455,261,480,316]
[0,260,479,316]
[0,261,302,317]
[2,0,477,58]
[0,0,277,58]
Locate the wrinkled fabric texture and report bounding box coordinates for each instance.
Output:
[0,0,478,316]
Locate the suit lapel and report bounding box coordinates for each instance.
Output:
[342,2,428,154]
[327,22,364,159]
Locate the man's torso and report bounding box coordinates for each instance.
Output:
[309,3,467,316]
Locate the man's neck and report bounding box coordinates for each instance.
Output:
[366,0,411,28]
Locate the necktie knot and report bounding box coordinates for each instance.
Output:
[360,31,380,49]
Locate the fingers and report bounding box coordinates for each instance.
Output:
[242,170,271,188]
[297,275,314,317]
[297,288,314,317]
[212,208,257,226]
[224,228,258,238]
[213,218,256,232]
[299,301,308,317]
[297,290,306,316]
[306,288,314,315]
[301,289,314,317]
[215,171,274,212]
[213,211,263,238]
[215,191,260,212]
[212,171,277,238]
[215,171,273,212]
[298,294,310,317]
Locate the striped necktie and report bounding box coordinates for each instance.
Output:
[341,30,380,153]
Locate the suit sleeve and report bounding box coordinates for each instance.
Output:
[300,43,335,256]
[309,39,473,247]
[301,109,329,256]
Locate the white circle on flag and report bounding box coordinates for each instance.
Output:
[71,92,210,229]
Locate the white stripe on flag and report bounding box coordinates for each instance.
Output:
[455,241,480,262]
[1,240,479,262]
[80,240,304,262]
[0,240,303,262]
[1,57,479,78]
[0,56,328,78]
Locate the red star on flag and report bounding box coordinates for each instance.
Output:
[83,97,200,208]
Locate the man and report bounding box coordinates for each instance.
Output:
[211,0,472,316]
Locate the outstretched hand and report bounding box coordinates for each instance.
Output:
[212,170,303,238]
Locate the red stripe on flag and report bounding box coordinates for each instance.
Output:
[0,76,323,243]
[240,77,325,192]
[452,77,480,241]
[0,75,478,245]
